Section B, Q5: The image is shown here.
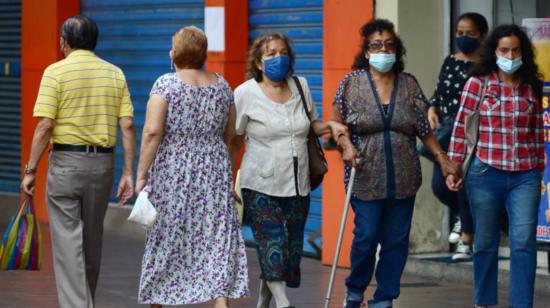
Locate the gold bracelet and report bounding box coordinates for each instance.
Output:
[24,164,37,175]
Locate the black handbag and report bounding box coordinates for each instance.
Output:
[292,76,328,190]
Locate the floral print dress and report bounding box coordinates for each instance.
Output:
[428,54,474,117]
[138,73,249,305]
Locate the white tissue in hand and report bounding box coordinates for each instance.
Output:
[128,191,157,228]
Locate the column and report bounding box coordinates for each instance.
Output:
[21,0,79,220]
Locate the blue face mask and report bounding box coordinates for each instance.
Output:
[369,53,396,73]
[263,55,290,82]
[456,36,479,54]
[496,55,522,75]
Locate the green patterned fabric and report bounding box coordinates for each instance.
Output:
[242,189,310,288]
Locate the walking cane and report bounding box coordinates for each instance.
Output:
[323,163,358,308]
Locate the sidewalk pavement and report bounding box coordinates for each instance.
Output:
[1,223,550,308]
[405,247,550,298]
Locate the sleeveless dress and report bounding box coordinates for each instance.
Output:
[138,73,249,305]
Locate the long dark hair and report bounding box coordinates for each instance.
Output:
[352,19,406,73]
[469,24,543,99]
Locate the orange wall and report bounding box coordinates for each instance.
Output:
[21,0,79,221]
[322,0,374,267]
[204,0,248,173]
[204,0,248,89]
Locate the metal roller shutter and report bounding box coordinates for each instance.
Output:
[80,0,204,200]
[0,0,21,192]
[247,0,324,257]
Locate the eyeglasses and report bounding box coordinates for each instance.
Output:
[368,41,396,51]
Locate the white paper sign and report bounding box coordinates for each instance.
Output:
[205,7,225,52]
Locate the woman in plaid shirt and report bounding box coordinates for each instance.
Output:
[447,24,544,308]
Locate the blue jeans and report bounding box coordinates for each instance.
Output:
[466,157,541,308]
[432,162,473,234]
[345,196,415,308]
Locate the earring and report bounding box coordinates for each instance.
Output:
[170,61,174,71]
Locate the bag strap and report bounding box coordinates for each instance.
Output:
[473,76,489,111]
[292,76,312,121]
[27,198,35,215]
[18,197,34,216]
[467,75,489,164]
[25,198,35,215]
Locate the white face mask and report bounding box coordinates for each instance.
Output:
[369,53,396,73]
[496,55,522,75]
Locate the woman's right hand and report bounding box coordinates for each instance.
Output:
[427,106,440,130]
[342,144,360,168]
[328,121,349,140]
[135,177,148,194]
[445,174,462,192]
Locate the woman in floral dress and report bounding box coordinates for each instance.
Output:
[134,26,248,307]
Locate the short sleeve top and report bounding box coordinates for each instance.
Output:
[235,76,318,197]
[33,50,133,147]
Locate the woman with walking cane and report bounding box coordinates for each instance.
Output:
[330,19,461,308]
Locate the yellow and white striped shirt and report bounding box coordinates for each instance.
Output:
[33,49,134,147]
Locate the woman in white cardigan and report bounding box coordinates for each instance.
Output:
[229,33,347,308]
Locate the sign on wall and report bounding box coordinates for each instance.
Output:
[539,88,550,242]
[524,19,550,242]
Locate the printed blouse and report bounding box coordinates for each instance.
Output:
[428,54,474,117]
[333,69,431,200]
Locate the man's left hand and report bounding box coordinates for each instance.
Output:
[117,174,134,205]
[21,174,35,196]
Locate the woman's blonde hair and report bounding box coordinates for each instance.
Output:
[246,33,295,82]
[172,26,207,69]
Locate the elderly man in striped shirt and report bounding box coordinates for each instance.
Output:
[20,15,135,308]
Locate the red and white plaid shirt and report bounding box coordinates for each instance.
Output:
[448,73,544,172]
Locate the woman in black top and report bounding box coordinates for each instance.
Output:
[427,12,488,260]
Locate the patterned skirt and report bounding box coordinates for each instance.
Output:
[242,188,310,288]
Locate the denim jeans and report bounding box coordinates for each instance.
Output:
[466,157,541,308]
[432,162,473,234]
[345,196,415,308]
